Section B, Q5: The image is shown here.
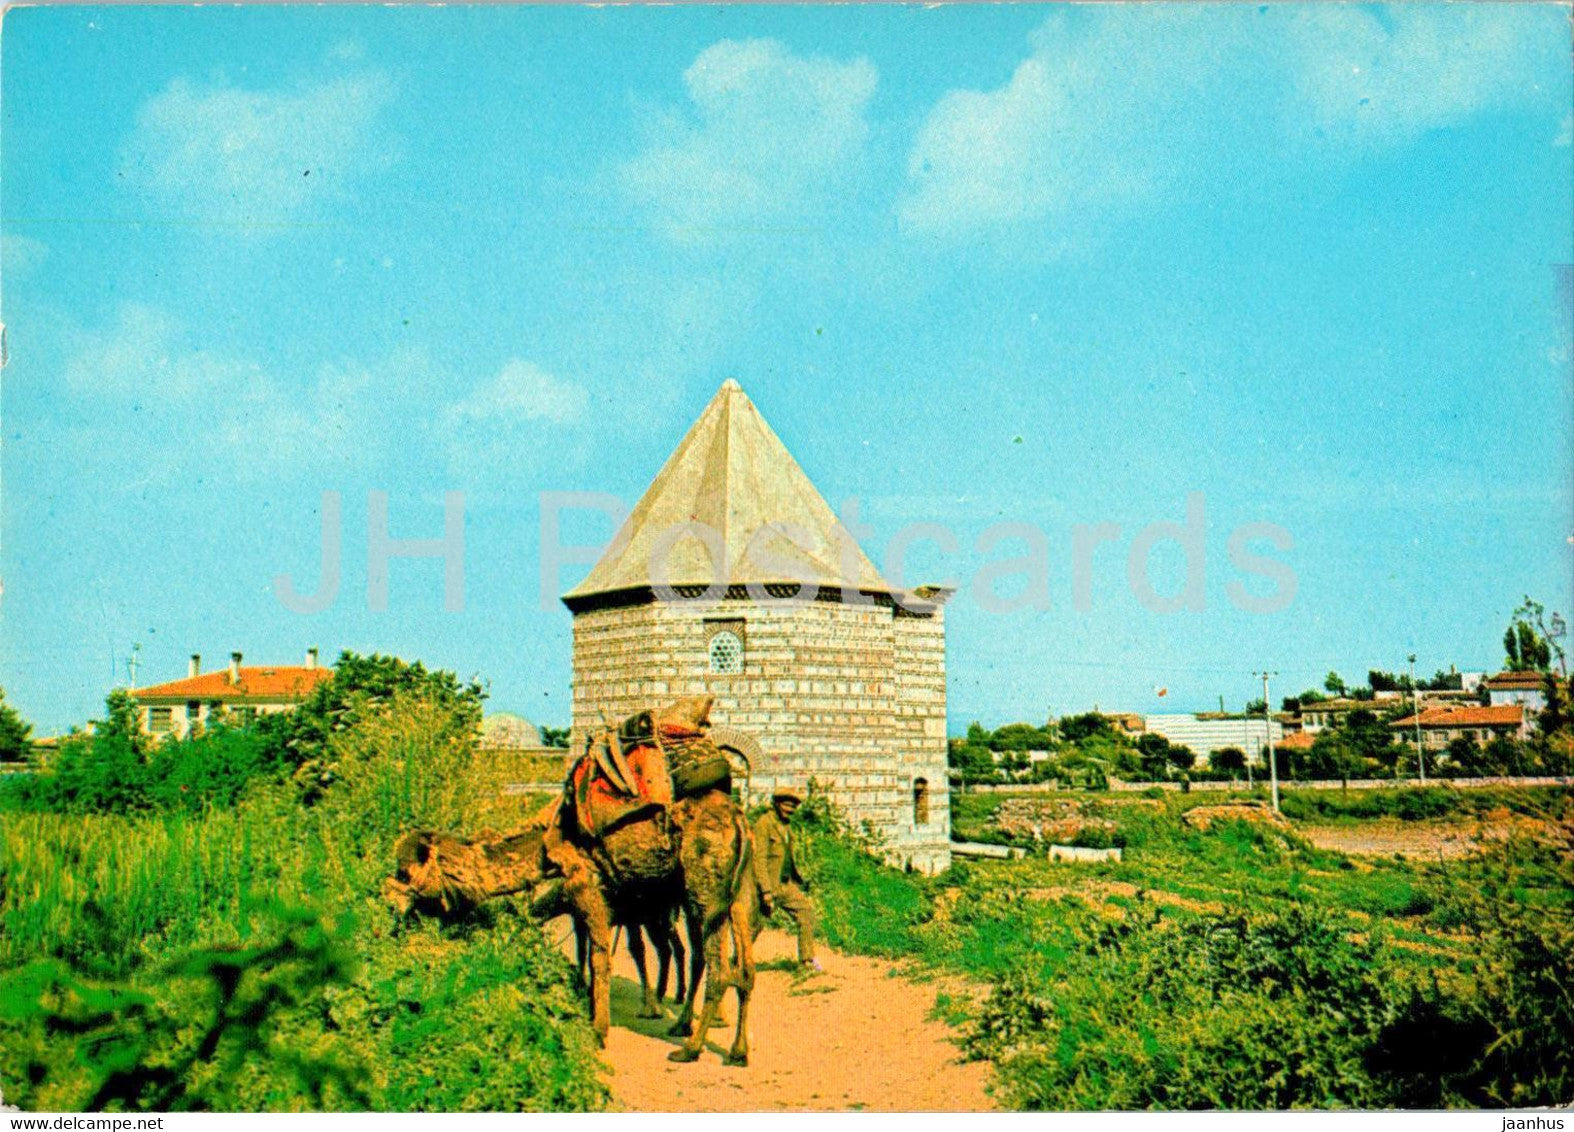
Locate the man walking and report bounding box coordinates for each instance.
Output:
[752,788,819,969]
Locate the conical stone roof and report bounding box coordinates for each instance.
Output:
[563,380,893,607]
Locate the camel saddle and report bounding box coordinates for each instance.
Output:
[567,696,732,839]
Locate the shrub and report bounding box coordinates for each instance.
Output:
[0,688,606,1113]
[966,904,1398,1109]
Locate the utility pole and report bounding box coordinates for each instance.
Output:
[126,642,142,690]
[1409,653,1424,784]
[1255,670,1279,812]
[1239,709,1253,790]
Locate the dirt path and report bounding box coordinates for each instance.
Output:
[552,919,995,1112]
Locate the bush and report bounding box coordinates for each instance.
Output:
[966,904,1397,1109]
[0,687,605,1112]
[1386,834,1574,1107]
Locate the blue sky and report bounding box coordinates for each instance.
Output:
[3,3,1570,734]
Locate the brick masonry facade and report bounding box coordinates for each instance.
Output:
[570,595,952,873]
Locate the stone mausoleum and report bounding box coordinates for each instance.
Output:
[563,380,953,872]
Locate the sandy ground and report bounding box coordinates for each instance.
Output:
[548,919,995,1112]
[1295,813,1558,859]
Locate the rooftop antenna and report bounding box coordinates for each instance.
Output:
[126,642,142,689]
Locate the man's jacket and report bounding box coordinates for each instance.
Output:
[752,811,805,894]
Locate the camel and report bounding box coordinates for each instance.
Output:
[385,697,757,1065]
[540,698,757,1065]
[541,779,756,1063]
[384,825,688,1019]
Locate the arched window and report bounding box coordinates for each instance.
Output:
[708,629,744,675]
[913,777,930,826]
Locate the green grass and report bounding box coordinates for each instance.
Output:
[802,783,1573,1109]
[0,699,607,1113]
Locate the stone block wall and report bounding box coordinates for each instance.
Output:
[571,596,951,872]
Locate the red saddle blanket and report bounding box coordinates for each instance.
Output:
[570,738,673,839]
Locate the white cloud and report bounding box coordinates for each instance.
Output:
[122,71,394,224]
[446,359,587,427]
[900,6,1562,239]
[621,39,877,242]
[58,304,412,485]
[1289,6,1562,149]
[63,303,265,400]
[440,360,588,481]
[2,233,49,282]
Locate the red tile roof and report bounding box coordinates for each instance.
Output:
[1391,704,1524,729]
[132,666,333,702]
[1484,671,1549,690]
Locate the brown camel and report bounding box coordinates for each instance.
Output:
[384,825,687,1018]
[541,781,757,1064]
[385,697,757,1065]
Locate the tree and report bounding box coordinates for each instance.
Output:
[1536,674,1570,737]
[1343,708,1398,763]
[991,722,1055,751]
[1166,743,1197,773]
[1306,732,1359,782]
[1059,712,1115,744]
[1244,698,1267,715]
[1325,671,1348,697]
[1444,736,1481,773]
[539,724,571,749]
[1135,733,1172,780]
[1504,597,1558,673]
[1482,734,1531,776]
[267,651,485,769]
[263,651,485,801]
[1369,669,1409,694]
[0,687,33,763]
[948,739,997,784]
[1210,746,1247,775]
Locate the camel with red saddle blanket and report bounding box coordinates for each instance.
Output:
[385,696,759,1066]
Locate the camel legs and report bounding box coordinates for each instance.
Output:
[627,921,662,1019]
[668,911,728,1063]
[652,921,673,1004]
[668,906,706,1038]
[649,910,687,1004]
[665,913,688,1004]
[722,894,755,1067]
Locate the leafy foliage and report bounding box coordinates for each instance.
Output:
[0,688,33,764]
[0,906,367,1111]
[817,783,1573,1110]
[1503,596,1558,673]
[0,674,605,1113]
[269,652,484,800]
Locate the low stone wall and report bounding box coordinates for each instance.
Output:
[961,776,1571,795]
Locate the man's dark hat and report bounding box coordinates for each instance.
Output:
[771,788,804,804]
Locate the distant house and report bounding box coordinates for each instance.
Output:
[1390,704,1528,750]
[1298,697,1385,733]
[130,650,332,739]
[1275,730,1316,753]
[1483,671,1549,714]
[1105,713,1146,736]
[1143,713,1283,762]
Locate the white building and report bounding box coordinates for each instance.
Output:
[1143,713,1284,764]
[1483,671,1549,713]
